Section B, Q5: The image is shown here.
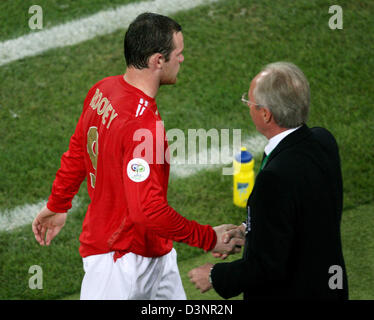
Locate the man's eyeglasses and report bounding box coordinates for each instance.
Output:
[241,92,263,108]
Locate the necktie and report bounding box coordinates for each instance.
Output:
[261,152,266,162]
[260,151,271,170]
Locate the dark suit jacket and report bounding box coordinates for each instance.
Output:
[212,125,348,300]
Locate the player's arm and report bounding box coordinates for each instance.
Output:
[46,112,86,213]
[123,160,216,251]
[121,121,242,254]
[33,116,86,245]
[33,89,94,245]
[46,89,96,213]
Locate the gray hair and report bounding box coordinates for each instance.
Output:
[253,62,310,128]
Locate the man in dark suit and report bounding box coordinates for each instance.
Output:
[188,62,348,300]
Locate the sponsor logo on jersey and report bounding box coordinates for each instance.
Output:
[135,98,149,118]
[127,158,150,182]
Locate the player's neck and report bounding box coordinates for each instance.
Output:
[124,69,159,98]
[262,124,288,140]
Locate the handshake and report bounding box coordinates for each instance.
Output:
[211,223,246,259]
[188,223,246,293]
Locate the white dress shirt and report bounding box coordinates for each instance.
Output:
[264,126,302,156]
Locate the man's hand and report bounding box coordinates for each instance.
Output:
[188,263,214,293]
[32,206,67,246]
[222,223,246,243]
[211,224,245,259]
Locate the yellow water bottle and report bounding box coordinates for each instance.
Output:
[233,147,255,208]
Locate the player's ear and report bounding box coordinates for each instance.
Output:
[149,53,164,70]
[262,107,272,124]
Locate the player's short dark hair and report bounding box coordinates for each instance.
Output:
[124,13,182,69]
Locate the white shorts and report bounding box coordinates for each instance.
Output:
[80,248,186,300]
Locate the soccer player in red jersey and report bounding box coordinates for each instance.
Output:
[32,13,243,299]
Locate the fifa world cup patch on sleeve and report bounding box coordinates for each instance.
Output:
[127,158,150,182]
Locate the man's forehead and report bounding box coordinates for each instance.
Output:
[174,32,184,48]
[249,70,269,92]
[255,71,269,83]
[173,31,183,41]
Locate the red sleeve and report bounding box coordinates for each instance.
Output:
[122,120,217,252]
[46,93,93,213]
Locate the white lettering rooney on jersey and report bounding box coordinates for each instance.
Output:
[89,88,118,129]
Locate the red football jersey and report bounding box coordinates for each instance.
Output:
[47,75,217,260]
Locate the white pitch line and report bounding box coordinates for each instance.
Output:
[0,0,218,67]
[170,133,267,178]
[0,197,81,232]
[0,0,264,231]
[0,134,266,231]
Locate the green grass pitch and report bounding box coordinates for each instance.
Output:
[0,0,373,300]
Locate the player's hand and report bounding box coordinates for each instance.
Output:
[212,224,246,259]
[211,224,245,259]
[32,206,67,246]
